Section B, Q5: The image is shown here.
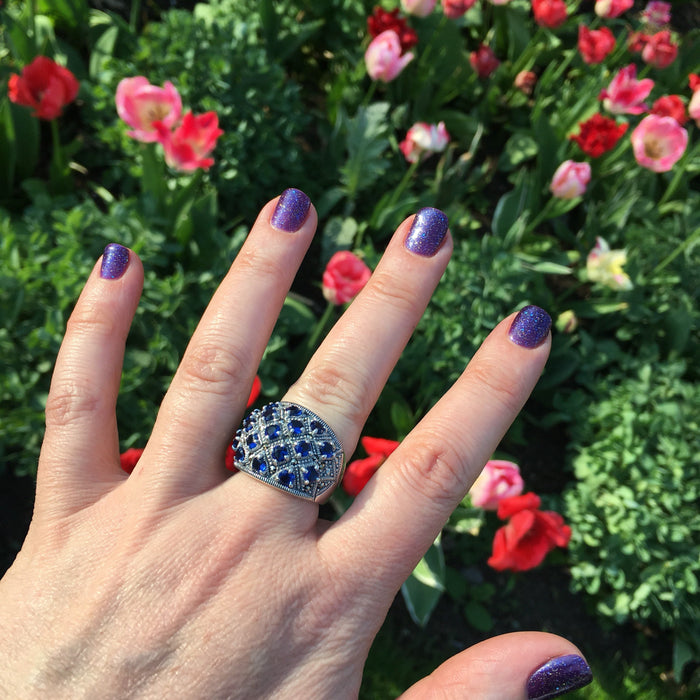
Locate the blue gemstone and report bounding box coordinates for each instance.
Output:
[319,442,334,458]
[231,437,240,451]
[295,441,311,457]
[266,424,281,439]
[262,404,277,419]
[289,419,304,435]
[272,445,288,464]
[287,405,302,416]
[310,420,325,435]
[235,447,245,461]
[302,466,318,484]
[246,433,259,449]
[252,457,267,473]
[277,470,295,487]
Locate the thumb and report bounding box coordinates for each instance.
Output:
[399,632,592,700]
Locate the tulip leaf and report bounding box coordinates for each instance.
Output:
[0,100,17,199]
[401,536,445,627]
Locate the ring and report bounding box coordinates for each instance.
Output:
[231,401,345,503]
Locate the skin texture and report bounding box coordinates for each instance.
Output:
[0,196,587,699]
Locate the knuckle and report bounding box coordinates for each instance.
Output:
[464,358,525,415]
[178,341,250,396]
[363,271,418,316]
[292,362,367,427]
[234,245,287,281]
[66,298,119,340]
[45,378,102,429]
[395,438,468,507]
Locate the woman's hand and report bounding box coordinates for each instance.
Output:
[0,190,591,699]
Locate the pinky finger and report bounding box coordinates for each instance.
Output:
[37,244,143,513]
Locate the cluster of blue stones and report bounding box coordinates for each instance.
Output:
[232,402,344,501]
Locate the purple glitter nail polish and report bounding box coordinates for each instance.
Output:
[508,305,552,348]
[527,654,592,699]
[270,188,311,232]
[100,243,130,280]
[404,207,448,257]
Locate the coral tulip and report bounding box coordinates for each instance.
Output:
[578,25,616,65]
[322,251,372,305]
[651,95,687,126]
[532,0,568,29]
[342,437,399,496]
[8,56,79,120]
[594,0,633,18]
[155,111,223,172]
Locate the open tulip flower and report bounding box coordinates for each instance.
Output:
[8,56,79,120]
[399,121,450,163]
[594,0,633,18]
[550,160,591,199]
[116,77,182,143]
[599,64,654,115]
[155,111,224,172]
[586,236,633,290]
[630,114,688,173]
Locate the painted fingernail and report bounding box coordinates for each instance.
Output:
[527,654,593,699]
[100,243,130,280]
[404,207,449,257]
[270,188,311,232]
[508,305,552,348]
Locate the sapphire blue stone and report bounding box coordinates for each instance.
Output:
[252,457,267,473]
[289,419,304,435]
[319,442,334,458]
[246,433,259,449]
[287,405,302,417]
[272,445,288,464]
[277,470,295,487]
[302,466,318,484]
[310,420,325,435]
[262,405,277,419]
[235,446,245,461]
[266,424,281,439]
[295,441,311,457]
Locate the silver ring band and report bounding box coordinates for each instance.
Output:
[231,401,345,503]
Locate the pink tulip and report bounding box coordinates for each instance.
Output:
[514,70,537,95]
[630,114,688,173]
[642,1,671,27]
[470,460,524,510]
[469,44,500,78]
[365,30,414,82]
[594,0,633,18]
[116,77,182,143]
[550,160,591,199]
[155,111,223,172]
[441,0,477,20]
[399,121,450,163]
[400,0,437,16]
[599,65,654,115]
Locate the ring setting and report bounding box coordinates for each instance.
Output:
[231,401,345,503]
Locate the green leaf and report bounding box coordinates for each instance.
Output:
[463,600,494,632]
[321,216,357,267]
[401,536,446,627]
[0,100,17,197]
[672,636,695,681]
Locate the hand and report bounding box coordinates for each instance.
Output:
[0,190,591,699]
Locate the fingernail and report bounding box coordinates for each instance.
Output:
[527,654,593,699]
[270,188,311,232]
[100,243,130,280]
[404,207,449,257]
[508,305,552,348]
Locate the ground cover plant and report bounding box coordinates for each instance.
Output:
[1,0,699,695]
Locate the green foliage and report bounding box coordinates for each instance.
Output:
[564,361,700,672]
